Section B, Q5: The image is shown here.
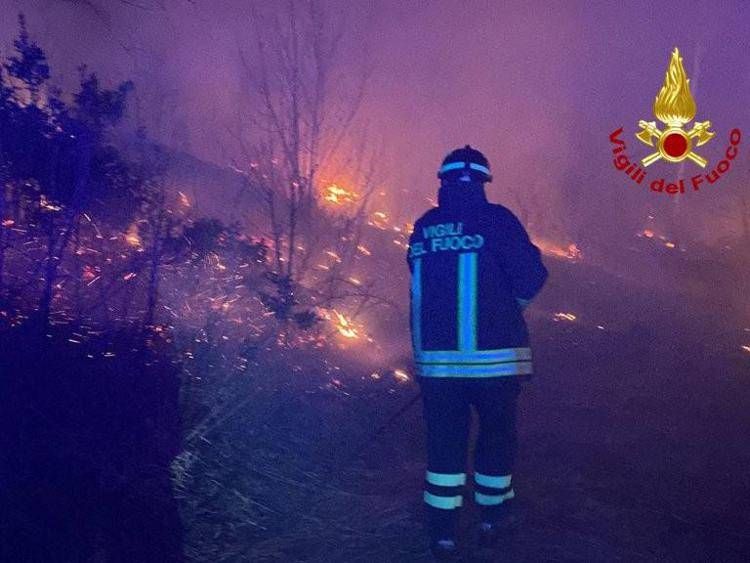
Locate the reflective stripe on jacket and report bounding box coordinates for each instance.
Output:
[406,197,547,378]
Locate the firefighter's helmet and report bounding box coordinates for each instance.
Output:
[437,145,492,183]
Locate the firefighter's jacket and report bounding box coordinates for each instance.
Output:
[406,184,548,378]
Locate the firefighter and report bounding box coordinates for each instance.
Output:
[406,145,548,559]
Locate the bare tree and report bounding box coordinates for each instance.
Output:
[232,0,370,286]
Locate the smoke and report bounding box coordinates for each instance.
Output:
[2,0,749,250]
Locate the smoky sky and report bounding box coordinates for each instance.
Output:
[1,0,749,247]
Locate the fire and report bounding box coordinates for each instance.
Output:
[333,310,358,339]
[323,183,358,205]
[125,223,142,248]
[637,229,678,249]
[535,238,582,261]
[553,312,577,322]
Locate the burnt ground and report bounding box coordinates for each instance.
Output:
[179,262,750,562]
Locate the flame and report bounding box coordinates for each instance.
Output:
[553,312,577,322]
[333,310,359,339]
[653,48,696,127]
[323,183,358,205]
[125,223,142,248]
[534,238,582,261]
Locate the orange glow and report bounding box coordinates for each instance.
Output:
[333,310,359,339]
[553,312,577,322]
[125,224,142,248]
[323,183,358,205]
[534,238,582,261]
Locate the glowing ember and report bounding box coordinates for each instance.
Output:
[323,183,358,205]
[356,244,372,256]
[553,312,577,322]
[742,345,750,354]
[393,368,410,383]
[125,224,142,248]
[178,191,191,207]
[40,194,62,212]
[82,265,97,282]
[325,250,342,262]
[368,211,389,230]
[535,238,582,261]
[347,276,362,286]
[1,219,14,227]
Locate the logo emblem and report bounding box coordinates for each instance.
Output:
[636,47,714,168]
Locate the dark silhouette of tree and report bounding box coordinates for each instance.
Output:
[0,15,137,328]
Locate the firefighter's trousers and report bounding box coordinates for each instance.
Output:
[418,376,521,539]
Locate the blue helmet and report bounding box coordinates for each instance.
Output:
[437,145,492,183]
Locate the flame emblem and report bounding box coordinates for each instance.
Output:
[636,48,714,167]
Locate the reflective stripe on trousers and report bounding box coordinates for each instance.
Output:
[473,472,515,506]
[423,471,465,510]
